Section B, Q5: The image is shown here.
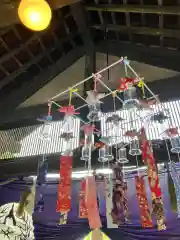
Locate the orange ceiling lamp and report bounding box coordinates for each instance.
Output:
[18,0,52,31]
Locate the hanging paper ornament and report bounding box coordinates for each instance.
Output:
[150,112,169,124]
[81,124,95,161]
[117,148,129,164]
[135,176,153,228]
[56,156,72,213]
[129,138,142,156]
[168,166,177,213]
[111,163,129,224]
[37,156,48,186]
[170,162,180,217]
[137,77,145,98]
[79,179,88,218]
[106,114,124,126]
[59,212,68,225]
[86,90,105,121]
[85,176,102,229]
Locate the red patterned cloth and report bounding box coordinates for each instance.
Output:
[85,176,102,229]
[79,179,88,218]
[135,176,153,228]
[140,128,166,230]
[56,156,72,213]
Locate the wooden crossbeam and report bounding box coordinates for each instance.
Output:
[86,4,180,15]
[93,24,180,38]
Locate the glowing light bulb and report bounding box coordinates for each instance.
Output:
[18,0,52,31]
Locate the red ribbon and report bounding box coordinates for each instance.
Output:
[56,156,72,213]
[135,176,153,228]
[79,179,88,218]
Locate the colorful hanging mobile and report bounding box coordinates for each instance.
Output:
[135,176,153,228]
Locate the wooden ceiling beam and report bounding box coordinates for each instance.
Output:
[96,40,180,72]
[86,4,180,15]
[93,24,180,39]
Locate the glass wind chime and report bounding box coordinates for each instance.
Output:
[56,89,79,224]
[39,102,53,140]
[86,73,105,122]
[119,59,142,158]
[36,103,52,213]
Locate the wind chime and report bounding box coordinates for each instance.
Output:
[56,89,78,224]
[35,103,52,212]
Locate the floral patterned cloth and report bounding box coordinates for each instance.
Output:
[0,202,34,240]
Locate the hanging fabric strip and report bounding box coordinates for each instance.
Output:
[140,128,166,231]
[85,176,102,229]
[37,156,48,186]
[170,162,180,217]
[135,176,153,228]
[56,156,72,213]
[79,179,88,218]
[111,163,129,225]
[105,177,118,228]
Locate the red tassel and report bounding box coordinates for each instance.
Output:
[135,176,153,228]
[79,179,88,218]
[56,156,72,213]
[85,176,102,229]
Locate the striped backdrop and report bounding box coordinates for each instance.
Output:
[0,119,80,159]
[101,100,180,145]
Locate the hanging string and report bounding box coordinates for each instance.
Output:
[136,156,140,177]
[178,153,180,162]
[48,102,52,116]
[124,58,128,77]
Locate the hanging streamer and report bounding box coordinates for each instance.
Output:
[135,176,153,228]
[85,176,102,229]
[168,167,177,213]
[69,88,78,106]
[111,163,129,225]
[170,162,180,217]
[137,78,145,98]
[79,179,88,218]
[105,177,118,228]
[140,128,166,231]
[37,156,48,186]
[56,156,72,214]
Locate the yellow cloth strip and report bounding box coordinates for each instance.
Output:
[69,88,78,105]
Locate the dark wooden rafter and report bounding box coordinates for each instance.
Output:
[97,40,180,71]
[85,0,180,52]
[86,5,180,15]
[0,5,85,121]
[71,2,96,94]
